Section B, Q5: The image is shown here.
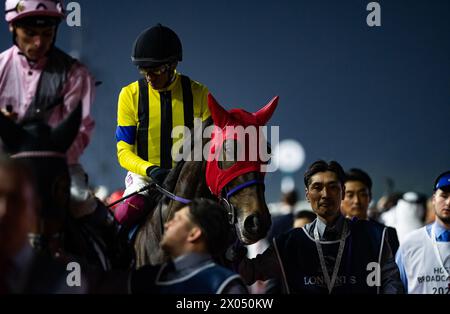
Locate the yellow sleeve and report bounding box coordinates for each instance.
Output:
[200,85,211,121]
[117,85,137,126]
[116,84,154,176]
[117,141,155,176]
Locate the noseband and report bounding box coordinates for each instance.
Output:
[219,179,265,225]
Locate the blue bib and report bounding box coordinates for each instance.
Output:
[275,219,385,294]
[132,262,242,294]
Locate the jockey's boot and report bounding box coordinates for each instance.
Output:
[113,194,149,228]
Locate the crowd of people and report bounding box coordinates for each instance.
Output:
[0,0,448,295]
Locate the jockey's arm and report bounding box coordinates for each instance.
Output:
[116,141,155,177]
[62,63,96,165]
[116,86,155,177]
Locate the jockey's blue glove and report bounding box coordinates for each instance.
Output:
[146,166,170,185]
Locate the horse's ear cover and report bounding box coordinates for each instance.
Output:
[51,102,82,152]
[205,94,279,196]
[254,96,279,126]
[207,93,229,129]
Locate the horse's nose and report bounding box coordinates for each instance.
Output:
[243,214,262,236]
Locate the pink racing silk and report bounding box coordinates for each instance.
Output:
[0,45,95,164]
[112,194,147,227]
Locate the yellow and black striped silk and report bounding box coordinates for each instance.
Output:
[116,73,210,177]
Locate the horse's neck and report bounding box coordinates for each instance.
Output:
[162,160,211,222]
[161,126,214,222]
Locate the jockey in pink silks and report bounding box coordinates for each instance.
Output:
[0,0,97,218]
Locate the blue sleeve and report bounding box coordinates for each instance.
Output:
[115,126,136,144]
[395,248,408,293]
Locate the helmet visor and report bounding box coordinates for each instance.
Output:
[13,15,61,27]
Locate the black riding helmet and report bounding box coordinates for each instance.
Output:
[131,23,182,68]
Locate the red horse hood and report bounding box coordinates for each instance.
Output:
[205,93,279,197]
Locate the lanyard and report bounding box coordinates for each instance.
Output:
[314,221,348,294]
[430,224,450,278]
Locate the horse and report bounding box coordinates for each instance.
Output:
[133,93,279,267]
[0,105,111,270]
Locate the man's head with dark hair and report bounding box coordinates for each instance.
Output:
[304,160,345,224]
[160,198,231,258]
[341,168,373,220]
[432,171,450,226]
[6,0,65,60]
[345,168,372,196]
[377,192,404,213]
[188,198,231,257]
[282,190,298,207]
[304,160,346,188]
[293,210,316,228]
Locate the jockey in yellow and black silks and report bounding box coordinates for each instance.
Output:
[114,24,210,226]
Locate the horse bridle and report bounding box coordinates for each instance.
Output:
[106,165,266,227]
[145,177,265,226]
[219,179,265,225]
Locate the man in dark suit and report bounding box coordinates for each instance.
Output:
[234,160,403,294]
[341,168,400,255]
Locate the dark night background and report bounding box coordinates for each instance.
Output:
[1,0,449,202]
